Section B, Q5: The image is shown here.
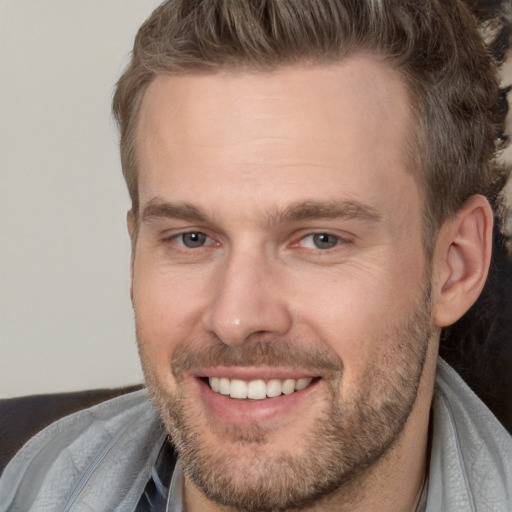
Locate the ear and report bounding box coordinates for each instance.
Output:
[432,195,493,327]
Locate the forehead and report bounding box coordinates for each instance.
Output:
[136,57,419,223]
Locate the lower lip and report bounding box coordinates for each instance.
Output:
[193,377,322,425]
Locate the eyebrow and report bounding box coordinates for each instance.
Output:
[140,197,382,226]
[141,199,210,224]
[270,200,382,224]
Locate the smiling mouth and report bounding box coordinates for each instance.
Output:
[207,377,316,400]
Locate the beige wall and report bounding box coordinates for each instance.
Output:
[0,0,160,398]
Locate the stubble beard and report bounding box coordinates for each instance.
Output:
[139,286,433,512]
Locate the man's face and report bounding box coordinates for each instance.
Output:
[132,58,434,511]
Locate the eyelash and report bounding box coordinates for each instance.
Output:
[296,233,345,250]
[165,232,217,249]
[163,231,350,252]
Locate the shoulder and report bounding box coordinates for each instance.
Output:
[427,359,512,511]
[0,390,168,511]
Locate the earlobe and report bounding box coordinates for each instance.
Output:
[432,195,493,327]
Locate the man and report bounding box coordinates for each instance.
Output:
[1,0,511,511]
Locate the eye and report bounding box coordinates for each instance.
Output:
[300,233,341,249]
[178,232,210,248]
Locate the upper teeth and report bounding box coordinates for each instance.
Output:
[209,377,313,400]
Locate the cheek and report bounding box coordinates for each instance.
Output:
[288,254,425,383]
[132,261,210,375]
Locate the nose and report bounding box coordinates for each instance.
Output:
[203,249,292,346]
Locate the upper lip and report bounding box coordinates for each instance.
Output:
[193,366,320,381]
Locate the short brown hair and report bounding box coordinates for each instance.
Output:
[112,0,510,253]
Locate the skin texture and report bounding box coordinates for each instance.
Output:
[129,57,493,512]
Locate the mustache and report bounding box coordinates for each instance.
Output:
[171,336,344,380]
